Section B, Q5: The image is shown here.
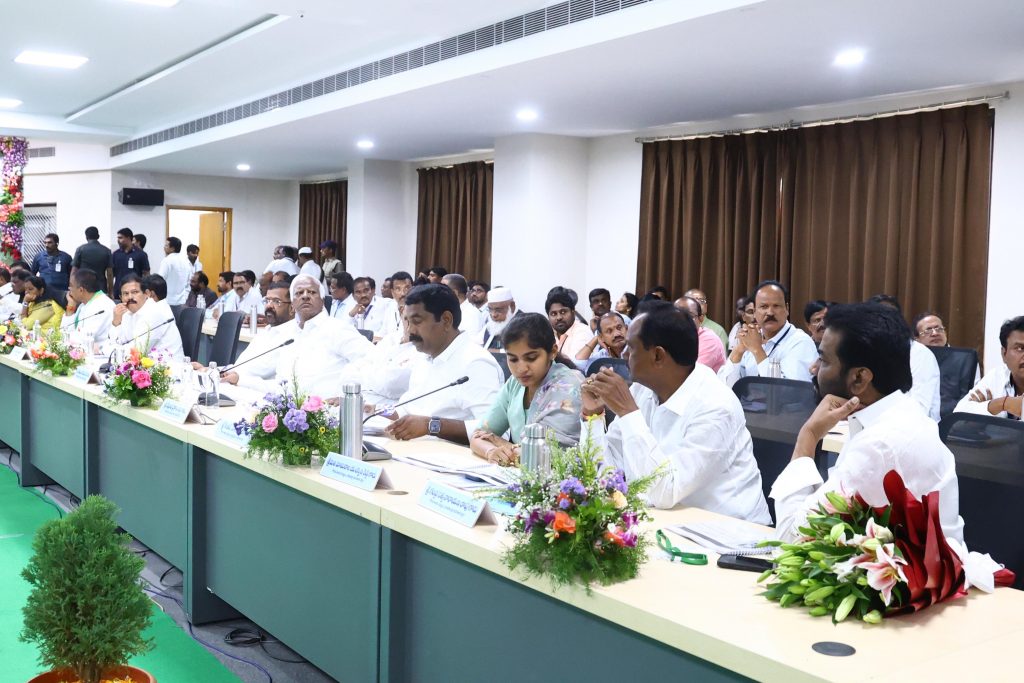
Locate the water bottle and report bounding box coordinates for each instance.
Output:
[341,382,363,459]
[207,362,220,407]
[355,312,365,330]
[520,423,551,474]
[768,358,782,379]
[248,304,258,336]
[32,320,41,342]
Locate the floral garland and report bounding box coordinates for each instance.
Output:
[495,422,661,589]
[235,379,340,466]
[29,328,86,376]
[0,137,27,266]
[104,346,172,407]
[0,319,26,354]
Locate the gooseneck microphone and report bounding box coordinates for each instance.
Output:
[362,375,469,423]
[99,317,175,373]
[218,338,294,377]
[61,308,108,328]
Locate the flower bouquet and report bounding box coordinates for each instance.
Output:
[29,328,87,376]
[495,424,660,589]
[104,347,172,407]
[235,380,339,466]
[0,320,25,354]
[758,470,1015,623]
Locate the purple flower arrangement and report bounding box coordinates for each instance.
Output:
[235,380,339,466]
[496,421,662,589]
[0,136,27,266]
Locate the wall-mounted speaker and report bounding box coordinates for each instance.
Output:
[118,188,164,206]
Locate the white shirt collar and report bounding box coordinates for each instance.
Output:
[660,363,714,417]
[430,330,470,364]
[848,390,906,437]
[763,321,793,349]
[297,308,329,332]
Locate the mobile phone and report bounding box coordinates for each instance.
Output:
[717,555,774,573]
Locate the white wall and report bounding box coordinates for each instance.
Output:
[23,171,113,244]
[492,134,590,315]
[109,170,298,273]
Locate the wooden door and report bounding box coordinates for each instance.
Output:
[198,211,225,275]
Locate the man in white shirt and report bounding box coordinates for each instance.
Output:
[64,268,115,344]
[108,274,183,361]
[476,286,520,351]
[441,273,483,335]
[387,284,504,444]
[350,320,424,407]
[954,315,1024,420]
[157,237,192,306]
[348,276,400,337]
[581,302,769,521]
[547,289,591,358]
[186,244,203,275]
[718,280,818,388]
[770,303,964,543]
[220,282,295,389]
[327,272,356,321]
[215,271,265,320]
[0,268,20,320]
[260,245,300,290]
[297,247,323,282]
[319,240,343,283]
[869,294,941,420]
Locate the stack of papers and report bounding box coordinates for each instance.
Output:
[393,452,516,488]
[665,519,772,556]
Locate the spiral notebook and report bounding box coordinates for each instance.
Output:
[665,520,773,557]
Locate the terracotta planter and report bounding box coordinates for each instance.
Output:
[27,665,156,683]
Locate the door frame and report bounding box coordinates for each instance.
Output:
[165,205,233,274]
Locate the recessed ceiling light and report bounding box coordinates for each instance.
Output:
[516,108,539,122]
[356,140,374,150]
[15,50,89,70]
[833,48,866,67]
[0,98,22,109]
[236,163,251,171]
[125,0,180,6]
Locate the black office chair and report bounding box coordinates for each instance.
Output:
[175,308,204,363]
[493,352,511,381]
[169,304,183,322]
[585,358,631,383]
[939,412,1024,588]
[930,346,980,420]
[209,311,245,366]
[733,377,820,525]
[357,329,374,342]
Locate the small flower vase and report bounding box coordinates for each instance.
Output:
[129,394,150,408]
[308,452,324,469]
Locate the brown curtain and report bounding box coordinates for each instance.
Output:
[298,180,347,265]
[637,104,993,350]
[416,161,493,282]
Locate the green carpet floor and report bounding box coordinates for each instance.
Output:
[0,466,240,683]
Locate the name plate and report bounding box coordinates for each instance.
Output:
[215,419,251,448]
[320,452,393,491]
[8,346,27,361]
[157,392,201,424]
[72,366,100,384]
[419,480,496,527]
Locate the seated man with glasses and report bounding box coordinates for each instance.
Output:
[955,315,1024,420]
[219,282,296,388]
[913,311,948,348]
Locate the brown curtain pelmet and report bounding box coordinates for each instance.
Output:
[416,161,493,282]
[298,180,347,266]
[637,105,993,351]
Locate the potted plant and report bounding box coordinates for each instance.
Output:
[20,496,155,683]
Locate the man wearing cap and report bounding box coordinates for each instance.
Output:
[319,241,343,283]
[476,286,520,351]
[297,246,323,282]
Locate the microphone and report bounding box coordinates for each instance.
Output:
[363,375,469,423]
[99,317,175,373]
[61,308,108,328]
[218,337,294,377]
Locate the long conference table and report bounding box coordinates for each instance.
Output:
[1,354,1022,683]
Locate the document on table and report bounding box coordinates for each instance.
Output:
[393,451,516,487]
[665,519,773,556]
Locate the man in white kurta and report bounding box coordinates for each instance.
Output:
[582,303,770,523]
[221,282,296,390]
[108,277,183,361]
[157,237,193,306]
[954,315,1024,420]
[65,269,116,343]
[770,303,963,544]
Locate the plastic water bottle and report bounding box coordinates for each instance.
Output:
[248,305,258,336]
[32,320,41,342]
[521,423,551,474]
[341,382,364,459]
[768,358,782,379]
[355,312,365,330]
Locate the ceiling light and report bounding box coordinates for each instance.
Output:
[0,98,22,109]
[236,163,251,171]
[833,48,865,67]
[356,140,374,150]
[125,0,180,6]
[516,108,539,122]
[15,50,88,69]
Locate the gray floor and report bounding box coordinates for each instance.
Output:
[1,447,337,683]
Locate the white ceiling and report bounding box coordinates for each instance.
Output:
[6,0,1024,179]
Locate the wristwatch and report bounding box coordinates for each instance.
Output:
[428,417,442,436]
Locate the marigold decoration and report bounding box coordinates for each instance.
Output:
[29,328,87,376]
[495,422,661,589]
[235,379,339,466]
[0,137,27,266]
[758,470,1016,623]
[0,320,26,354]
[103,347,172,407]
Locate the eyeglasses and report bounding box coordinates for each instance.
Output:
[655,529,708,565]
[263,298,290,306]
[919,326,945,336]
